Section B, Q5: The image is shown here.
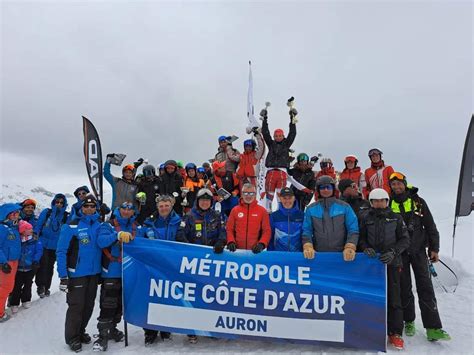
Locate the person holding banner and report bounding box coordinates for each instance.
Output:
[93,202,137,351]
[301,176,359,260]
[56,195,103,352]
[268,187,304,251]
[359,188,410,350]
[226,183,271,253]
[389,172,451,342]
[136,194,182,345]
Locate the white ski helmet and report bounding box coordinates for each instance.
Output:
[368,188,390,206]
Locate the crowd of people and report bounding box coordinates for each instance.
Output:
[0,108,451,352]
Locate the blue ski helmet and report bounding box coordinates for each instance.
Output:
[243,139,256,150]
[185,163,197,172]
[197,167,205,174]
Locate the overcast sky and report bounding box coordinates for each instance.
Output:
[1,0,472,219]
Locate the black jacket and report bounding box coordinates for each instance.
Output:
[289,166,315,204]
[158,171,184,215]
[137,176,161,223]
[340,195,371,219]
[262,118,296,169]
[391,188,440,254]
[358,207,410,266]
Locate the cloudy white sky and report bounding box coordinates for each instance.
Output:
[1,0,472,219]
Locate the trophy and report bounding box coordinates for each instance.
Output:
[259,102,271,121]
[180,187,190,206]
[287,96,298,124]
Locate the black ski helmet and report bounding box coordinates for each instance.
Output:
[142,164,156,177]
[185,163,197,172]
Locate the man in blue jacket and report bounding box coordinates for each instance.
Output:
[268,187,304,252]
[0,203,22,322]
[34,193,69,298]
[136,194,182,346]
[301,176,359,261]
[94,202,136,351]
[56,195,113,352]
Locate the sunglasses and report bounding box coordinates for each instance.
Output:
[55,200,65,205]
[120,203,134,210]
[242,192,256,196]
[82,204,96,209]
[368,149,382,156]
[319,184,334,191]
[78,191,88,196]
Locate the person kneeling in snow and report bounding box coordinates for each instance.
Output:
[93,202,137,351]
[358,188,410,350]
[8,220,42,314]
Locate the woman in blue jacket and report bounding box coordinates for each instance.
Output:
[268,187,304,252]
[34,193,69,298]
[56,194,108,353]
[94,202,137,351]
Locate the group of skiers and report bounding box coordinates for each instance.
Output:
[0,108,451,352]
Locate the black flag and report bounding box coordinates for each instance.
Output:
[82,116,103,203]
[455,115,474,217]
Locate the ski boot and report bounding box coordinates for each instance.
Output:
[0,313,11,323]
[69,340,82,353]
[110,327,124,342]
[160,331,172,341]
[188,335,198,344]
[10,306,19,314]
[37,286,46,299]
[93,329,109,352]
[426,328,451,341]
[144,330,158,346]
[388,334,404,350]
[23,301,32,309]
[45,289,51,297]
[404,321,415,336]
[80,332,92,344]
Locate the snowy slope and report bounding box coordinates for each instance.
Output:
[0,184,472,354]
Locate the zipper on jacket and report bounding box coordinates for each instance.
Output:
[245,204,250,250]
[288,213,291,251]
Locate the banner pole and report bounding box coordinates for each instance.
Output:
[451,216,458,259]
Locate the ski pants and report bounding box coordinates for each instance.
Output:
[97,278,122,330]
[35,248,56,292]
[265,170,287,199]
[9,269,35,306]
[387,266,404,335]
[65,274,99,345]
[400,251,442,329]
[0,261,18,317]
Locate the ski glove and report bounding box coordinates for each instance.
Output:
[118,231,133,243]
[213,240,226,254]
[227,242,237,252]
[59,278,69,293]
[252,127,260,135]
[364,248,377,258]
[1,263,12,274]
[343,243,357,262]
[303,243,315,259]
[31,261,40,273]
[289,108,298,117]
[136,192,147,204]
[252,242,265,254]
[106,153,115,163]
[134,158,145,169]
[379,249,396,264]
[99,203,111,216]
[260,109,268,119]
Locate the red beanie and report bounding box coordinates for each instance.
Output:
[274,128,284,136]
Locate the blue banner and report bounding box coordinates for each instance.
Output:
[123,238,386,352]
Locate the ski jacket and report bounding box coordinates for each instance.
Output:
[364,163,394,198]
[339,195,371,219]
[176,206,226,246]
[98,208,138,278]
[302,197,359,251]
[289,166,316,201]
[390,188,440,254]
[339,167,367,196]
[210,172,240,198]
[158,170,184,215]
[226,199,271,250]
[0,203,22,263]
[137,176,161,223]
[262,118,296,169]
[268,202,304,252]
[17,237,43,272]
[104,161,139,210]
[56,212,102,279]
[137,210,182,241]
[358,207,410,266]
[215,145,241,172]
[184,177,205,209]
[236,134,265,179]
[35,194,69,250]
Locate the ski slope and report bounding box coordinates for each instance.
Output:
[0,183,472,354]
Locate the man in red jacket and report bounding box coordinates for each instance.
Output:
[226,183,271,253]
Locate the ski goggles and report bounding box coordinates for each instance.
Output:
[389,172,406,181]
[122,164,136,172]
[319,184,334,191]
[320,162,332,169]
[368,148,383,156]
[197,189,213,199]
[22,199,37,207]
[155,195,175,203]
[120,202,134,210]
[82,204,96,209]
[242,191,256,196]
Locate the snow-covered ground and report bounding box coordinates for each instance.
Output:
[0,183,473,354]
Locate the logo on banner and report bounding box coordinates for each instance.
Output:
[88,139,101,196]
